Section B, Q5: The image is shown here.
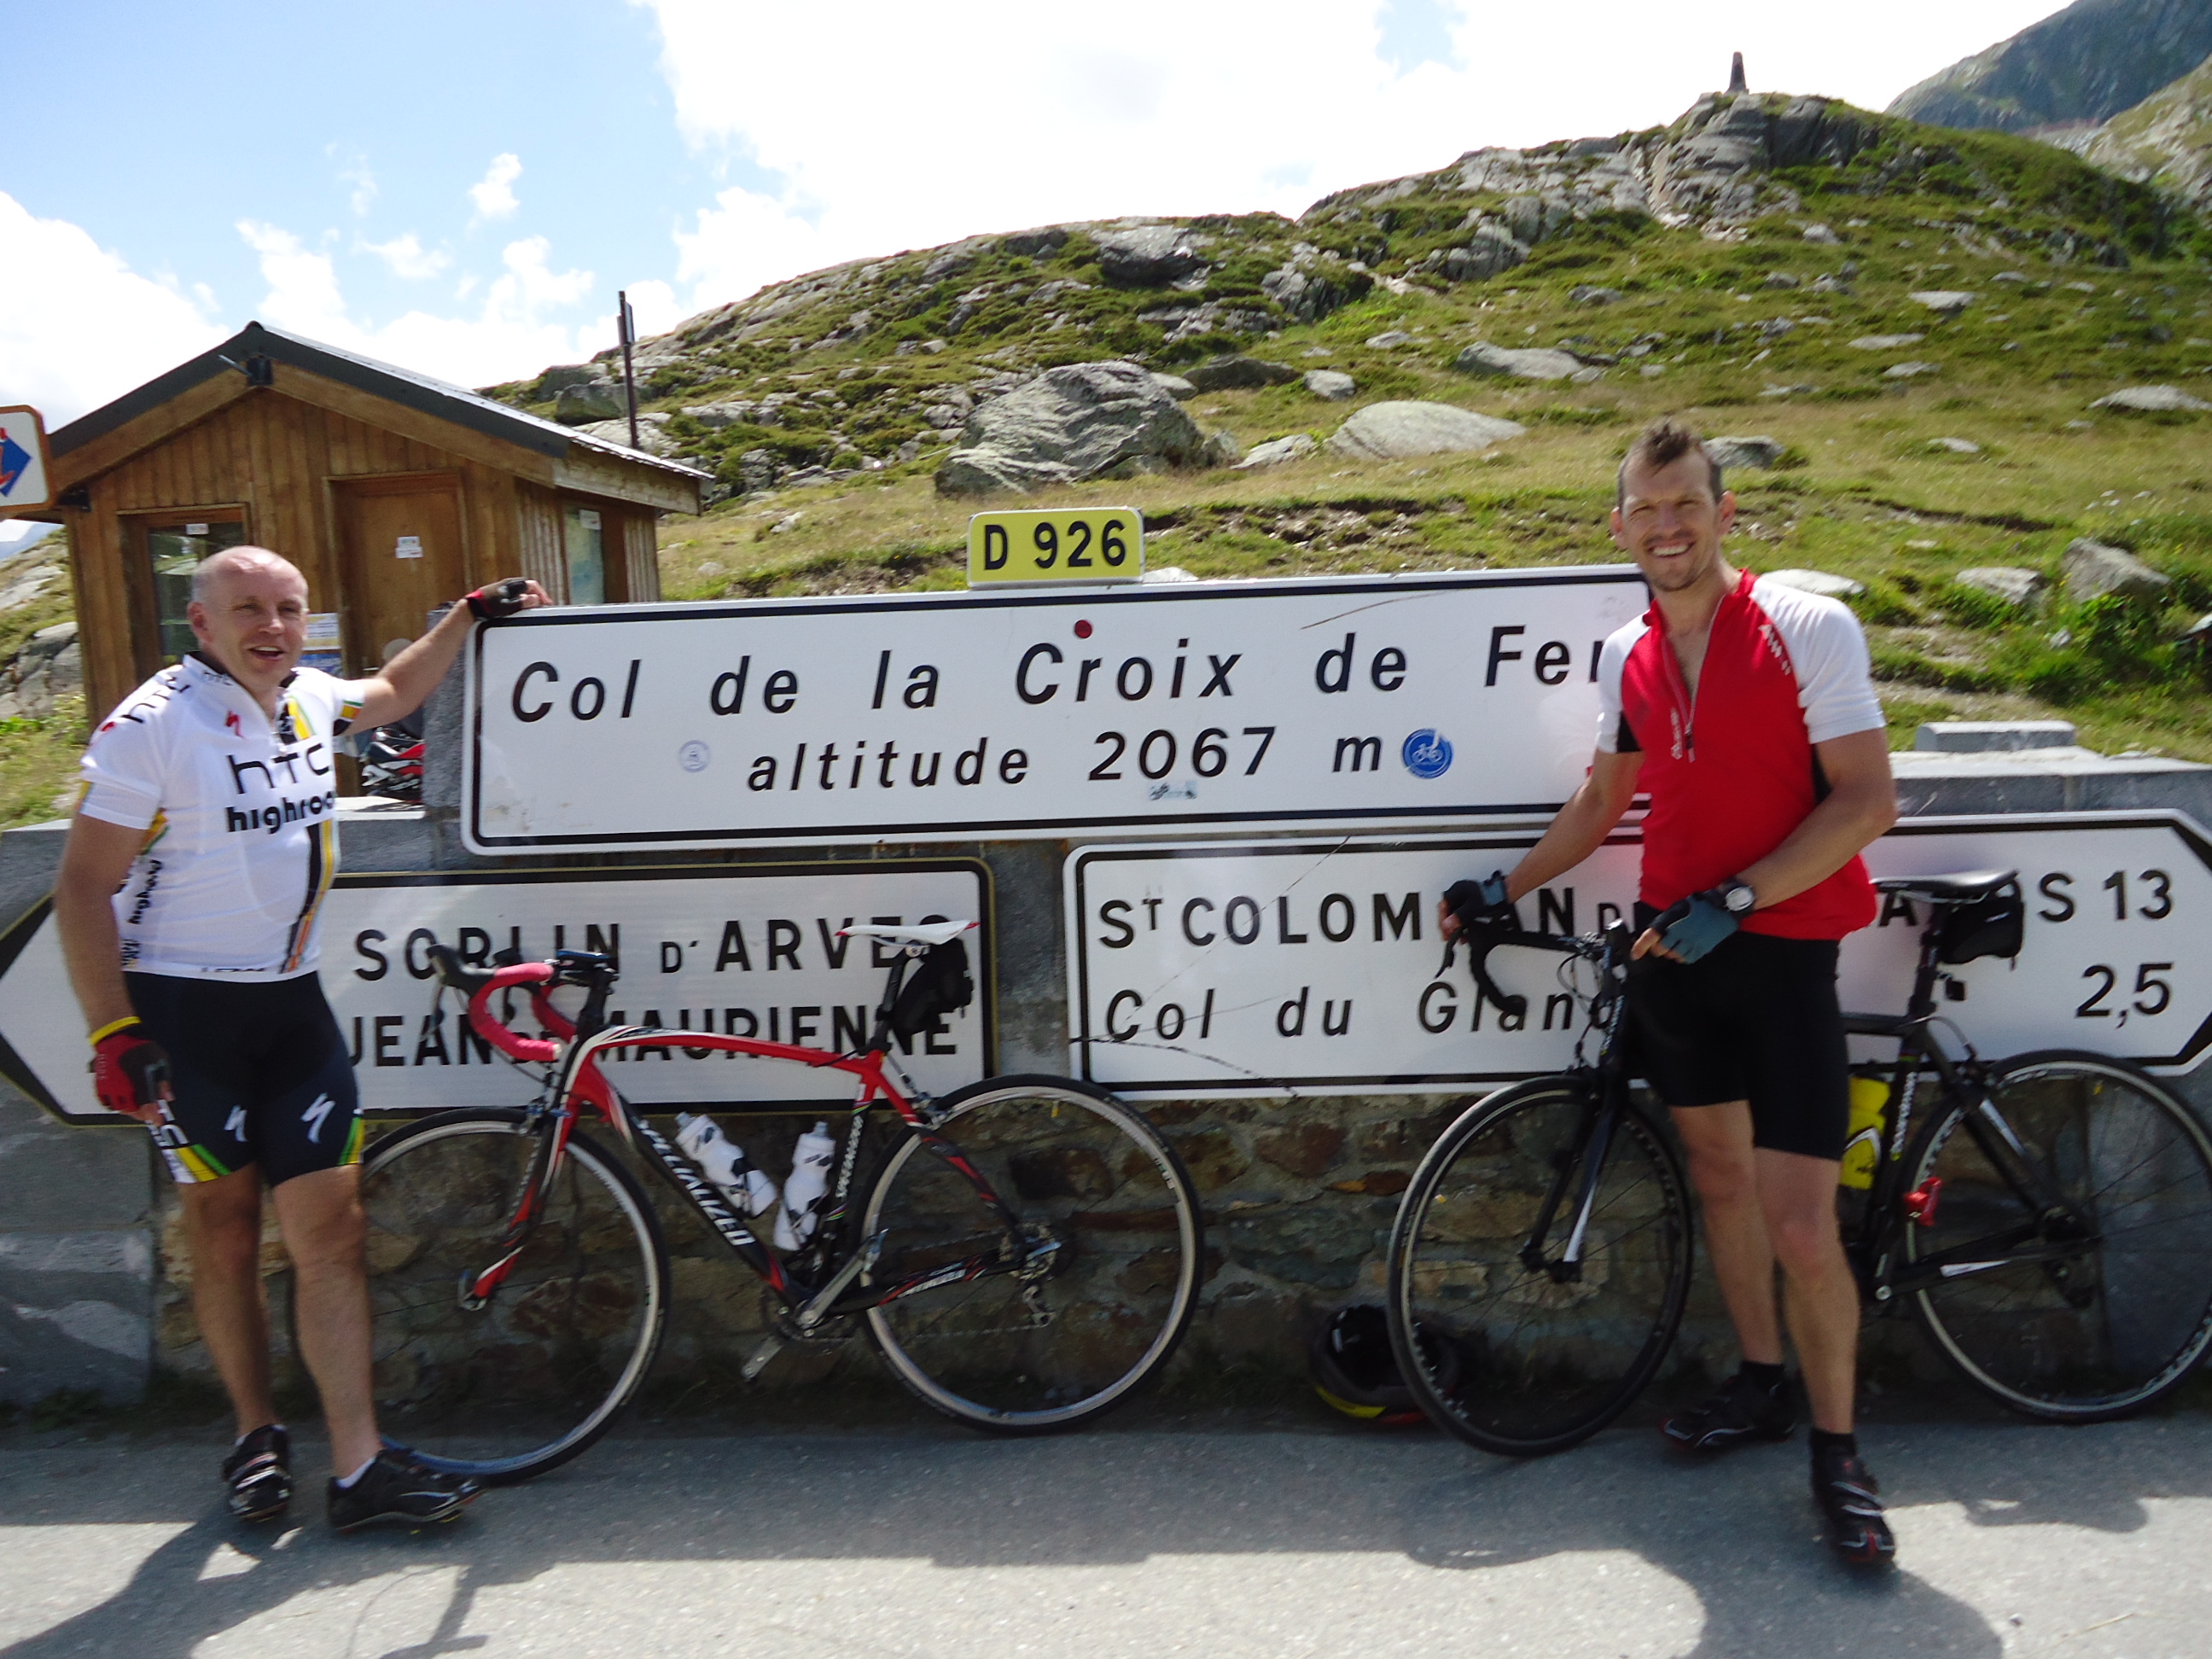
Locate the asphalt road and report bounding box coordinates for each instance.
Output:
[3,1412,2209,1659]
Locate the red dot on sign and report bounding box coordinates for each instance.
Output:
[1074,620,1093,638]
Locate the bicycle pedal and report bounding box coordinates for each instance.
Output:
[739,1333,785,1382]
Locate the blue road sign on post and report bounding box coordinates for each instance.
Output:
[0,407,51,511]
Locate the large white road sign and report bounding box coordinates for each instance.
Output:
[463,568,1649,853]
[0,863,989,1125]
[1066,814,2212,1097]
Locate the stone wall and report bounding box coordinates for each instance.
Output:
[8,685,2212,1408]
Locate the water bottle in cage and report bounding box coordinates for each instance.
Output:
[773,1121,836,1249]
[675,1114,777,1217]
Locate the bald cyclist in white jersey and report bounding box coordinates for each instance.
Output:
[56,548,545,1532]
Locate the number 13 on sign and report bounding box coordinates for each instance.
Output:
[968,509,1144,588]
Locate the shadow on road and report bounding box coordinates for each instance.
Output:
[5,1412,2209,1657]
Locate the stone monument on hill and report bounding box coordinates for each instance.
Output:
[1729,51,1747,94]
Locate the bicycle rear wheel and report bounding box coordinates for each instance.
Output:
[1907,1051,2212,1420]
[859,1075,1202,1433]
[1386,1077,1692,1456]
[358,1109,668,1481]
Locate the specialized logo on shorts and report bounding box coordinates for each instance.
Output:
[301,1092,336,1143]
[224,1105,248,1139]
[1400,730,1453,779]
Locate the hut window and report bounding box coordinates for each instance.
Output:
[563,507,605,607]
[146,521,249,663]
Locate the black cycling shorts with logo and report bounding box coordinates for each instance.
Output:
[1624,905,1849,1161]
[125,972,363,1187]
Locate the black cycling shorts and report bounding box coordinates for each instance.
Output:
[1625,906,1849,1161]
[126,972,363,1187]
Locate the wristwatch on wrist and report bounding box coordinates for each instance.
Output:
[1717,876,1757,916]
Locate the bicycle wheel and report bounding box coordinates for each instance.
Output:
[858,1074,1202,1432]
[357,1109,669,1481]
[1386,1077,1692,1455]
[1906,1050,2212,1420]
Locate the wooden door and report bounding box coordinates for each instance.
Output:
[335,474,466,673]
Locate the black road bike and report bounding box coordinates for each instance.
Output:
[348,923,1203,1482]
[1384,870,2212,1455]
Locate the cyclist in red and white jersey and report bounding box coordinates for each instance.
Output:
[55,546,545,1532]
[1446,420,1901,1566]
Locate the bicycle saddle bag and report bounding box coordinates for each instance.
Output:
[1935,879,2025,963]
[890,939,975,1037]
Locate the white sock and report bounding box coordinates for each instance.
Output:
[336,1455,379,1487]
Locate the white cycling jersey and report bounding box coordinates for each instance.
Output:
[78,654,366,981]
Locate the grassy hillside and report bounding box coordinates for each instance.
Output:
[500,97,2212,760]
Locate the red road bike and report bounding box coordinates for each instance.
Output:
[353,923,1202,1481]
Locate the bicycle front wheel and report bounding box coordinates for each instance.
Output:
[1907,1051,2212,1420]
[859,1075,1202,1433]
[358,1109,669,1481]
[1386,1077,1692,1456]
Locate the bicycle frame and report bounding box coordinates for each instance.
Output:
[429,943,1038,1336]
[1841,925,2096,1307]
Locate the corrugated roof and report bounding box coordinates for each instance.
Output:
[49,322,709,483]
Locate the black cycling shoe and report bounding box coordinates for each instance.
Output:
[222,1424,293,1522]
[327,1450,481,1534]
[1662,1368,1796,1452]
[1813,1446,1897,1568]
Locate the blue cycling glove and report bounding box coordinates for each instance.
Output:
[1651,888,1740,963]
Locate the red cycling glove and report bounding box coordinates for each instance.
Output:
[464,579,533,620]
[91,1018,171,1118]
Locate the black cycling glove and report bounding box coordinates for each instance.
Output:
[1442,871,1517,934]
[464,578,533,620]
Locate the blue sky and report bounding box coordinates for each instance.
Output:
[3,0,2071,426]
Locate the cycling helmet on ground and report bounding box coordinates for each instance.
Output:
[1310,1304,1461,1426]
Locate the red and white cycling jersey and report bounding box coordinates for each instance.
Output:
[78,655,365,980]
[1596,568,1884,940]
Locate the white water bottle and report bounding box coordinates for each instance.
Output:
[773,1121,836,1249]
[675,1113,777,1217]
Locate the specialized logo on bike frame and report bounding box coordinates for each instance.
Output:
[1063,812,2212,1098]
[462,567,1650,853]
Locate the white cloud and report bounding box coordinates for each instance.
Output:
[620,278,682,337]
[336,152,378,218]
[468,153,523,223]
[360,231,452,281]
[238,220,602,388]
[0,191,225,426]
[639,0,2075,312]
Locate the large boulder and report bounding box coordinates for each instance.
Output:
[1303,370,1356,401]
[935,361,1212,495]
[1091,225,1207,288]
[538,364,608,399]
[1235,434,1318,469]
[555,381,625,424]
[1325,401,1527,462]
[2091,385,2212,414]
[1452,341,1588,381]
[1707,435,1787,471]
[1183,356,1301,393]
[2062,538,2171,603]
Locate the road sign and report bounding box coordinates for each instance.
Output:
[1064,813,2212,1097]
[0,862,990,1125]
[968,508,1144,587]
[0,407,51,513]
[463,566,1649,853]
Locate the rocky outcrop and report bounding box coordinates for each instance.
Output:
[935,361,1215,495]
[1886,0,2212,135]
[1183,356,1300,393]
[2076,54,2212,207]
[555,381,624,424]
[1091,225,1208,288]
[1324,402,1525,461]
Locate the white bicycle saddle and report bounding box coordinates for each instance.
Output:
[836,920,975,946]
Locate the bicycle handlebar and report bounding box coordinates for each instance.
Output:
[1441,916,1616,1025]
[426,943,564,1064]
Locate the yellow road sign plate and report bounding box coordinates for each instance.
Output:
[967,508,1144,587]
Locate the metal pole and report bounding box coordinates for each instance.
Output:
[619,289,640,450]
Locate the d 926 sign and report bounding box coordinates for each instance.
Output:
[968,508,1142,587]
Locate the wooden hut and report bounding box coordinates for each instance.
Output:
[32,322,705,719]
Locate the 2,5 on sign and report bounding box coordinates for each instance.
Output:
[968,508,1144,587]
